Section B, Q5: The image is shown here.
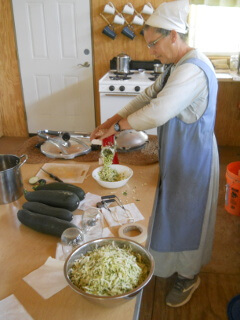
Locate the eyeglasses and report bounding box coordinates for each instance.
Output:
[147,35,164,49]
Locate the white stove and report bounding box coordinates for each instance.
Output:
[99,70,157,94]
[99,70,158,135]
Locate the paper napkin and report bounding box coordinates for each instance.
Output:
[78,192,101,210]
[101,203,144,227]
[23,257,68,299]
[0,295,33,320]
[102,227,114,237]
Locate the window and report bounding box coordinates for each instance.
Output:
[188,5,240,55]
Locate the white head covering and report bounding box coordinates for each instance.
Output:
[146,0,189,34]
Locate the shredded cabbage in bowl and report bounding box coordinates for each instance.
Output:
[68,242,149,296]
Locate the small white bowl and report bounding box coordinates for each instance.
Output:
[92,164,133,189]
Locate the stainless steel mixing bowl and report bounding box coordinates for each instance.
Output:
[64,237,154,307]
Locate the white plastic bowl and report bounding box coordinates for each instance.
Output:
[92,164,133,189]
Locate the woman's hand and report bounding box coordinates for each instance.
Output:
[90,123,108,141]
[99,118,133,140]
[98,124,116,140]
[90,115,122,141]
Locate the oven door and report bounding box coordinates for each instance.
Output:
[99,93,157,135]
[100,93,137,123]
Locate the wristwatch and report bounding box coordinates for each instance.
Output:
[114,121,122,132]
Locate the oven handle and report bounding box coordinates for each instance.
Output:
[102,93,139,97]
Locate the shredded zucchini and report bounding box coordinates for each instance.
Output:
[68,242,149,296]
[101,148,114,166]
[98,147,125,182]
[98,166,125,182]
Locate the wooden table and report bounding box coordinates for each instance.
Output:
[0,160,159,320]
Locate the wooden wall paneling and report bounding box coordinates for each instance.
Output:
[91,0,165,126]
[215,81,240,146]
[0,0,28,137]
[0,105,3,137]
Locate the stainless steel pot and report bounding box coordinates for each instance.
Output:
[0,154,28,204]
[116,53,131,74]
[153,63,164,74]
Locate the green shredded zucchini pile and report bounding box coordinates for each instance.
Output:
[68,242,149,296]
[102,148,114,166]
[98,147,125,182]
[98,166,124,182]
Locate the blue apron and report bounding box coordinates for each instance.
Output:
[150,58,218,252]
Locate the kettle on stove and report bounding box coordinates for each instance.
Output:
[116,53,131,74]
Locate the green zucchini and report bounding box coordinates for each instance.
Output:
[34,182,85,201]
[22,202,73,221]
[24,190,79,211]
[17,209,77,237]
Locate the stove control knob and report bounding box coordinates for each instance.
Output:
[119,86,125,92]
[109,85,115,91]
[135,86,141,92]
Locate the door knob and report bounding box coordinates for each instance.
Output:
[77,62,90,68]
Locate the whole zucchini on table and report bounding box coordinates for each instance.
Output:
[17,209,77,237]
[34,182,85,201]
[24,190,80,211]
[22,202,73,221]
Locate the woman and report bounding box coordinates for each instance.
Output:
[91,0,219,307]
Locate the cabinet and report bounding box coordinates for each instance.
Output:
[215,81,240,146]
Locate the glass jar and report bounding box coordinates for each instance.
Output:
[230,55,238,71]
[61,227,84,259]
[82,207,103,242]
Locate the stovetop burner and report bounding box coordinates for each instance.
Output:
[114,71,134,76]
[99,70,154,93]
[109,74,132,80]
[148,72,162,81]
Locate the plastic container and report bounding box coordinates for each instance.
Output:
[225,161,240,216]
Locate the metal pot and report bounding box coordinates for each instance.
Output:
[0,154,28,204]
[153,63,164,74]
[116,53,131,74]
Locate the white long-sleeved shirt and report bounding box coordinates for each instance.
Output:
[118,49,215,131]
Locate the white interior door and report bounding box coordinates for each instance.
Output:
[12,0,95,134]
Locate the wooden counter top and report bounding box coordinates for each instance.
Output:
[215,70,240,82]
[0,160,159,320]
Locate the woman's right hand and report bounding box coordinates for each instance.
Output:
[90,123,109,141]
[90,115,122,141]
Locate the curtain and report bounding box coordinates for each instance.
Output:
[190,0,240,6]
